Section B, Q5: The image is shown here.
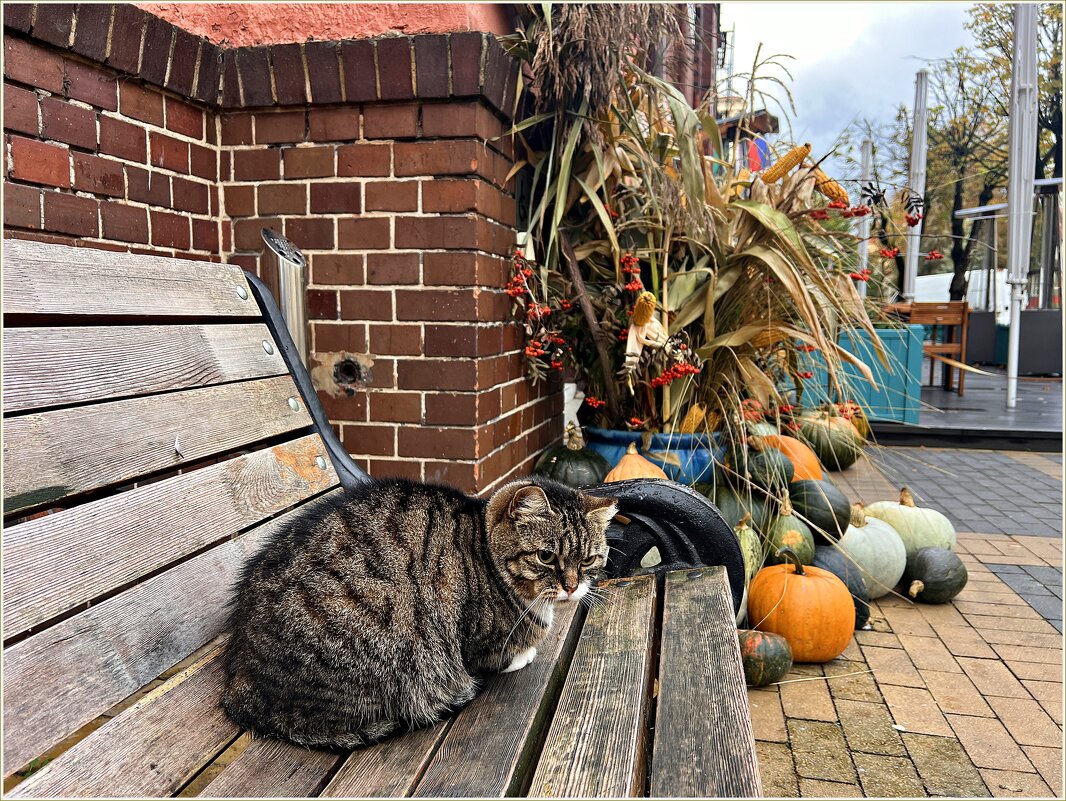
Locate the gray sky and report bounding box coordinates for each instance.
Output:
[720,2,978,167]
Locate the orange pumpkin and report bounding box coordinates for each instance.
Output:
[747,547,854,662]
[604,442,668,482]
[756,434,823,482]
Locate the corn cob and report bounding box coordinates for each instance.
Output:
[678,403,706,434]
[760,143,811,183]
[632,291,657,326]
[812,165,850,204]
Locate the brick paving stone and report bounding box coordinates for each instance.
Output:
[853,630,902,648]
[1017,594,1063,622]
[823,661,882,703]
[862,644,926,687]
[978,628,1063,650]
[788,720,857,783]
[978,769,1053,798]
[897,634,962,673]
[853,753,925,797]
[780,666,837,723]
[797,778,861,798]
[1007,659,1063,683]
[877,604,937,637]
[995,573,1055,597]
[1019,682,1063,725]
[1021,746,1064,796]
[985,696,1064,748]
[901,732,990,797]
[838,638,863,662]
[959,589,1029,606]
[920,669,994,717]
[881,685,953,736]
[966,614,1060,634]
[835,699,907,756]
[958,657,1032,698]
[935,624,999,659]
[955,601,1042,619]
[756,740,799,797]
[992,644,1063,665]
[946,714,1035,772]
[915,600,970,627]
[748,688,788,743]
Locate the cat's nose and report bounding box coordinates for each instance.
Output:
[564,583,578,596]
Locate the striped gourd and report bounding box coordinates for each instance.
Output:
[812,166,850,204]
[760,143,811,183]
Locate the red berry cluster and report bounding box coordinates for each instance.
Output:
[584,396,607,409]
[650,361,701,388]
[627,416,646,429]
[809,209,830,220]
[849,268,872,281]
[796,371,814,379]
[925,249,944,261]
[845,204,872,217]
[621,252,644,292]
[827,200,849,210]
[905,212,923,227]
[796,344,818,352]
[879,246,900,258]
[505,264,534,298]
[741,398,765,422]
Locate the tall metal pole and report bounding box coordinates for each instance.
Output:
[903,69,929,302]
[1005,3,1039,409]
[855,137,873,298]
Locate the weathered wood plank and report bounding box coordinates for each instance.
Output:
[197,738,345,798]
[651,567,763,798]
[2,324,287,414]
[2,239,257,318]
[526,575,657,799]
[8,641,239,799]
[410,602,584,798]
[3,376,313,515]
[1,489,343,778]
[2,434,338,638]
[320,723,449,799]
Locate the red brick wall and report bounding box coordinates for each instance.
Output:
[2,3,561,495]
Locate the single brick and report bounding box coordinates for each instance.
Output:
[221,114,253,145]
[311,253,364,285]
[367,253,419,285]
[3,4,33,33]
[233,217,280,250]
[482,38,509,112]
[309,107,359,141]
[398,427,475,460]
[195,42,223,105]
[238,46,273,107]
[283,145,334,178]
[340,424,396,458]
[305,41,342,104]
[365,180,417,211]
[450,32,484,96]
[40,97,96,150]
[106,6,147,75]
[3,83,38,135]
[363,103,419,139]
[43,191,98,236]
[270,44,307,105]
[307,288,338,319]
[165,28,200,96]
[126,166,171,206]
[234,148,281,180]
[255,110,306,144]
[73,153,124,198]
[337,217,390,249]
[341,40,377,102]
[258,182,306,214]
[150,132,190,173]
[421,179,479,213]
[166,97,205,139]
[393,140,482,177]
[220,50,240,108]
[63,59,118,111]
[192,218,219,252]
[139,14,173,86]
[339,288,394,320]
[172,177,210,214]
[4,38,64,93]
[150,210,191,249]
[397,360,476,391]
[424,392,478,426]
[394,216,478,250]
[99,115,148,162]
[8,136,70,188]
[32,3,75,48]
[285,217,335,250]
[338,143,391,177]
[190,143,216,181]
[376,38,413,100]
[101,202,149,244]
[224,184,256,216]
[314,321,366,352]
[414,35,449,99]
[369,392,422,423]
[120,82,165,127]
[394,288,478,322]
[310,182,361,213]
[3,181,42,229]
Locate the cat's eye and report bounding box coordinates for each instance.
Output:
[536,549,556,566]
[581,555,600,568]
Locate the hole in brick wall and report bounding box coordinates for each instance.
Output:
[333,357,364,386]
[311,351,374,398]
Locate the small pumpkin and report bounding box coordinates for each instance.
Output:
[906,547,968,603]
[766,496,815,566]
[737,630,793,687]
[749,447,795,491]
[789,479,851,543]
[797,411,865,471]
[755,434,823,482]
[746,420,779,439]
[811,545,871,629]
[865,488,957,564]
[748,547,855,662]
[604,442,668,482]
[533,423,610,488]
[835,503,906,599]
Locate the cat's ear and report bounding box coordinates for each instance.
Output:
[584,494,618,531]
[508,484,553,522]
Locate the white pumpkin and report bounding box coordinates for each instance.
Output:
[835,503,907,599]
[865,488,957,565]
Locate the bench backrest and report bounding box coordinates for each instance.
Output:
[907,300,969,326]
[1,240,358,777]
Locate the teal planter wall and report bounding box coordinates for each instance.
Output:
[800,325,922,424]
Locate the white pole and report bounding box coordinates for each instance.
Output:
[855,137,873,298]
[1005,4,1039,409]
[903,69,929,302]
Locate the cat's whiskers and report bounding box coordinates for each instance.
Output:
[497,588,552,670]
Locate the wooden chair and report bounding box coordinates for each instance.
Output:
[2,240,760,799]
[906,301,970,396]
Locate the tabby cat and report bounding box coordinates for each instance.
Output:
[221,476,617,750]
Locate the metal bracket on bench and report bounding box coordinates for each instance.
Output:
[585,479,744,615]
[244,271,371,490]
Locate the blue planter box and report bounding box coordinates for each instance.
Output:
[802,325,923,424]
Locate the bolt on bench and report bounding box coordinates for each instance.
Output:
[2,240,760,798]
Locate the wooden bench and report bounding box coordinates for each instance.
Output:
[2,240,761,799]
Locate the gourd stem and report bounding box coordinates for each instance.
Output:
[626,442,638,455]
[908,579,925,598]
[775,546,805,576]
[780,494,794,517]
[564,422,584,450]
[850,502,867,527]
[899,487,916,507]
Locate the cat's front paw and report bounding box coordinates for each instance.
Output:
[501,646,537,674]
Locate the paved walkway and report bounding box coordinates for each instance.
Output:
[752,450,1064,798]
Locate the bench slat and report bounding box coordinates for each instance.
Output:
[2,434,338,638]
[526,575,656,799]
[1,489,343,778]
[2,240,258,318]
[3,375,313,515]
[3,324,288,415]
[410,602,583,798]
[8,641,238,799]
[198,738,345,798]
[651,567,763,798]
[320,723,449,799]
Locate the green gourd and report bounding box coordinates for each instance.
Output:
[533,423,610,488]
[766,495,815,566]
[737,630,793,686]
[906,547,968,603]
[749,447,795,491]
[835,503,907,599]
[789,479,851,543]
[811,545,871,629]
[798,411,864,471]
[865,488,957,565]
[712,484,775,536]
